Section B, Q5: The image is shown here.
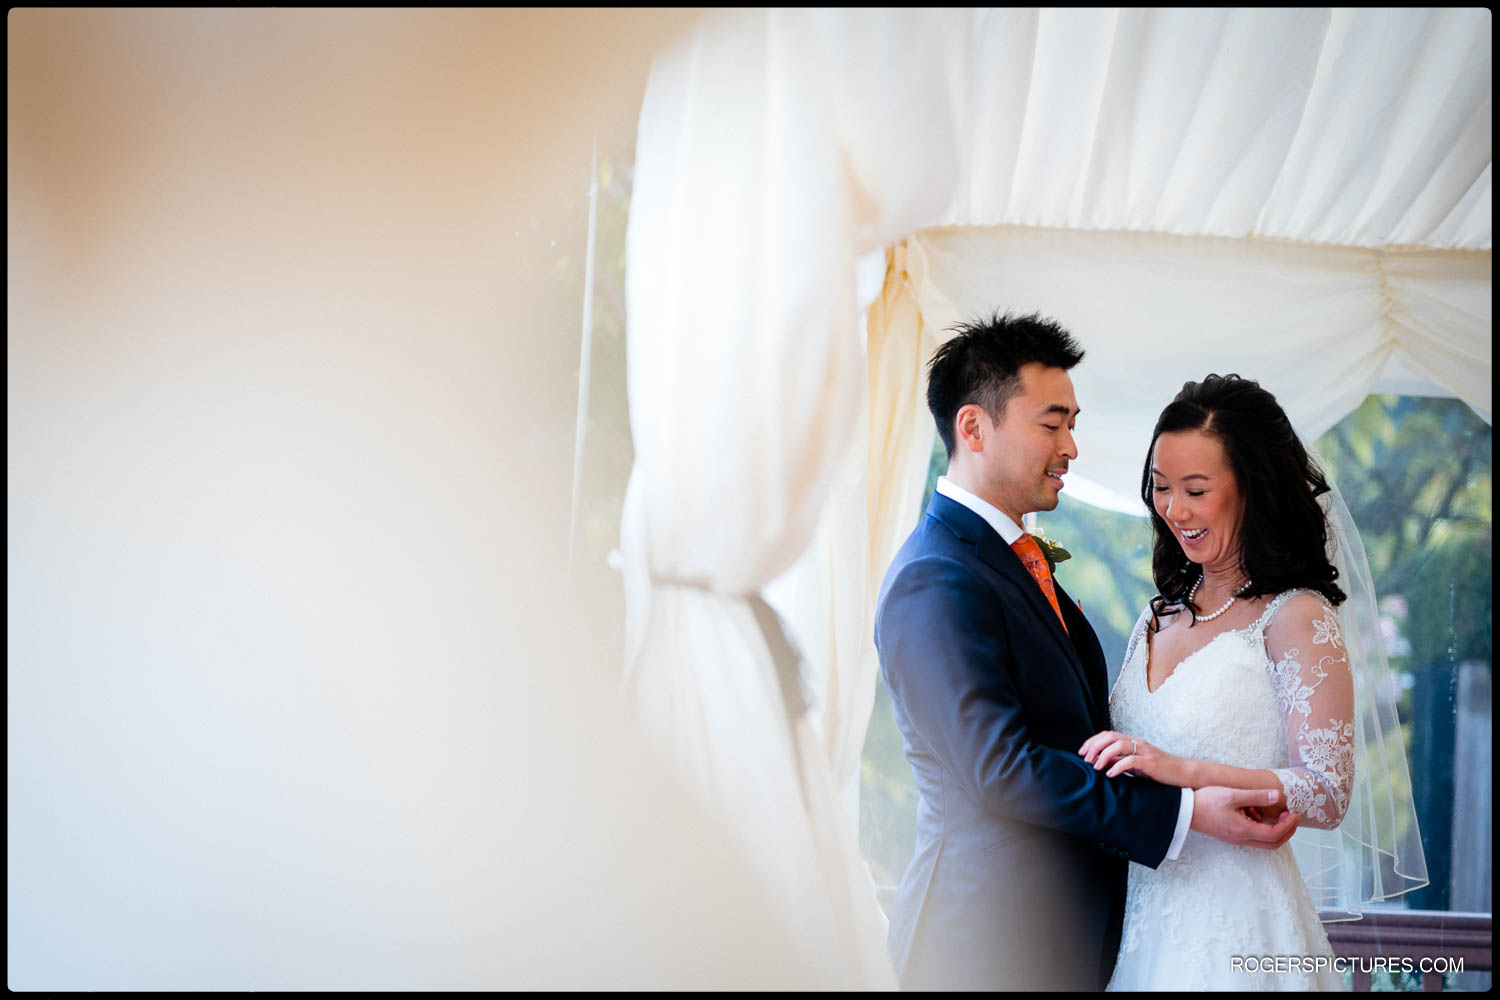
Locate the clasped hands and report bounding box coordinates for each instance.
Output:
[1079,730,1300,850]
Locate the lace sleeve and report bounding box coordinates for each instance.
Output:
[1264,593,1355,830]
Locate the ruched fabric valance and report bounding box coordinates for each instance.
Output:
[906,228,1490,511]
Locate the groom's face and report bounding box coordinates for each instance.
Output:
[983,363,1079,523]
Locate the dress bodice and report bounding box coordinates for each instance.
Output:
[1109,594,1303,774]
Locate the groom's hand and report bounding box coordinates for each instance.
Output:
[1245,788,1288,824]
[1190,787,1300,850]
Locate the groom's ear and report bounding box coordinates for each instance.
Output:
[955,404,989,452]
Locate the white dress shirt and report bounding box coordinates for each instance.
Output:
[934,476,1193,861]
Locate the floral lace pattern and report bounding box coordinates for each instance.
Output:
[1267,602,1355,830]
[1104,591,1348,991]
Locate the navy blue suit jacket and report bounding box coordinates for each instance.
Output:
[874,492,1182,991]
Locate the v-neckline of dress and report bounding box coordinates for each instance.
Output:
[1142,617,1260,695]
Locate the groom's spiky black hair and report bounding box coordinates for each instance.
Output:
[926,310,1085,459]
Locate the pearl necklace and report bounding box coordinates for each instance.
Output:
[1187,574,1252,622]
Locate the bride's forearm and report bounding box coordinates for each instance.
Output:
[1183,758,1282,794]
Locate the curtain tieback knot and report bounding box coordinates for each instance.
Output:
[645,573,810,726]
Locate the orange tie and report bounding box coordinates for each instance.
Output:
[1011,533,1068,633]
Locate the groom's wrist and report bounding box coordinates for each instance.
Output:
[1165,787,1194,861]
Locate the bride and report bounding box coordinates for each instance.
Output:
[1081,374,1424,991]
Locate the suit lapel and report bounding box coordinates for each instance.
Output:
[928,495,1096,713]
[1054,579,1108,728]
[972,532,1097,712]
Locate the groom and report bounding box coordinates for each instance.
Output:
[874,312,1298,991]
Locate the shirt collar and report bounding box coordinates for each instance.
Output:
[935,476,1026,546]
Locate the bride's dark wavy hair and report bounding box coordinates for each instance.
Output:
[1143,374,1345,632]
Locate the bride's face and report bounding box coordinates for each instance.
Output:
[1150,429,1246,573]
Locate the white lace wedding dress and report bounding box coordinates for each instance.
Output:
[1106,589,1354,991]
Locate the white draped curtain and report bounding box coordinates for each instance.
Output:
[623,6,1490,983]
[618,9,960,988]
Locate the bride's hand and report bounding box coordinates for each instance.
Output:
[1078,731,1188,785]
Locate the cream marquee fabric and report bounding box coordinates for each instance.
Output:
[623,7,1490,983]
[905,228,1492,513]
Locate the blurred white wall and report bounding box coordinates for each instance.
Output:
[8,8,822,990]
